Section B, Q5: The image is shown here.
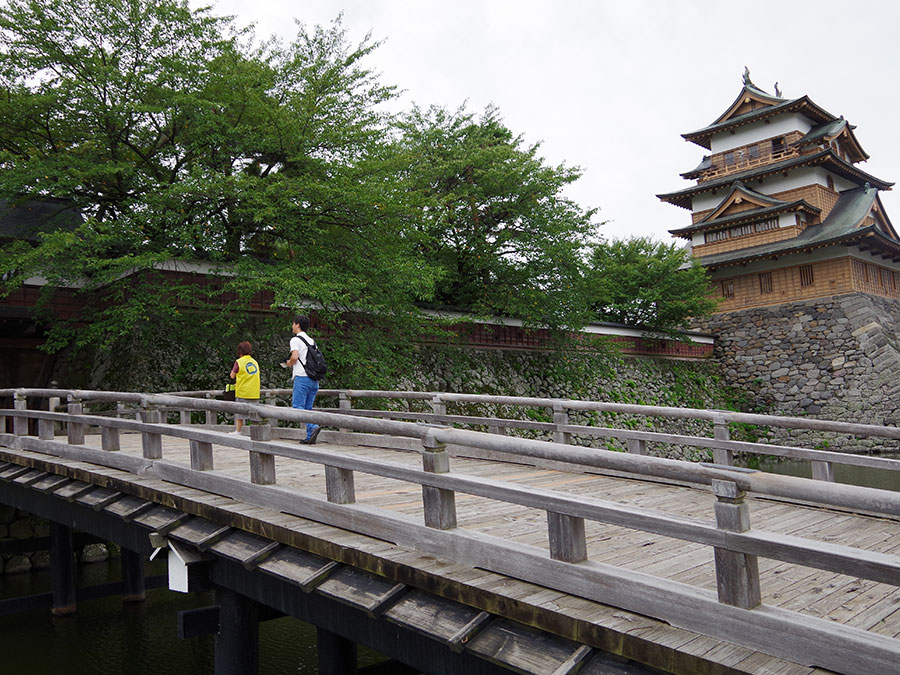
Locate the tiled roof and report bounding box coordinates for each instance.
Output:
[694,185,884,268]
[657,149,893,209]
[683,95,837,149]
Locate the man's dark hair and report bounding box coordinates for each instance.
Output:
[293,315,310,331]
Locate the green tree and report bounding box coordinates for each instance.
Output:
[398,105,599,330]
[0,0,441,386]
[584,237,719,332]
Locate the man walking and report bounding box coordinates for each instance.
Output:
[285,315,321,444]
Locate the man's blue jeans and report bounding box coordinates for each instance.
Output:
[292,376,319,440]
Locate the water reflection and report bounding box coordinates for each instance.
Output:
[0,559,385,674]
[738,452,900,492]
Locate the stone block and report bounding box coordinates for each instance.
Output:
[8,519,33,540]
[79,543,109,563]
[5,555,31,574]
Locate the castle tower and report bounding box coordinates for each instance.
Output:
[658,71,900,440]
[658,70,897,312]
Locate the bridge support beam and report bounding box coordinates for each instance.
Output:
[121,548,146,603]
[50,521,77,616]
[214,586,259,675]
[317,627,358,675]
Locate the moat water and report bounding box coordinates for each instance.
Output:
[0,559,387,674]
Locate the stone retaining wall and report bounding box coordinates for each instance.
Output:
[693,292,900,452]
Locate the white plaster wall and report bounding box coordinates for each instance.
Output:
[690,167,849,213]
[709,113,812,153]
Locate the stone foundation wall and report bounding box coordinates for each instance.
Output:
[693,292,900,452]
[0,505,112,575]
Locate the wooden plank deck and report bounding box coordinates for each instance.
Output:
[78,429,900,642]
[8,426,899,673]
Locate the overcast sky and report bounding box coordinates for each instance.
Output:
[206,0,900,243]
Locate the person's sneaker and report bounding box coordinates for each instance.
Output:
[306,426,321,445]
[228,431,242,435]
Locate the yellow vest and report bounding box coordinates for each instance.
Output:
[235,355,261,399]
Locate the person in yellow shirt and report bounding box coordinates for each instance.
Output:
[229,341,260,434]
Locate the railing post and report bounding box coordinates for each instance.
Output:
[421,431,456,530]
[39,406,55,440]
[249,423,275,485]
[67,395,85,445]
[325,465,356,504]
[547,511,587,563]
[101,424,120,451]
[48,392,61,436]
[204,393,215,427]
[811,460,835,482]
[190,439,215,471]
[13,391,28,436]
[552,404,571,445]
[140,405,163,459]
[711,479,761,609]
[179,406,192,426]
[430,395,446,421]
[626,438,647,455]
[712,415,733,466]
[338,392,352,433]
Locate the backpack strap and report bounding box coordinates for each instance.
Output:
[295,334,313,368]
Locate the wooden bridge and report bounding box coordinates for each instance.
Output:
[0,388,898,675]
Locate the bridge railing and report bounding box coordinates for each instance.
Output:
[7,386,900,485]
[169,386,900,484]
[0,388,899,672]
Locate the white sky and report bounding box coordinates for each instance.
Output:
[205,0,900,243]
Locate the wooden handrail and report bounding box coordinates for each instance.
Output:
[5,387,900,479]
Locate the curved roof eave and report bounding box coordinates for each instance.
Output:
[669,200,819,237]
[699,227,884,270]
[683,95,838,149]
[657,150,893,210]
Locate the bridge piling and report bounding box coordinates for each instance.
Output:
[316,627,358,675]
[214,586,260,675]
[50,521,77,616]
[121,548,146,602]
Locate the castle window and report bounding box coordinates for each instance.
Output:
[881,268,891,289]
[827,175,835,191]
[772,136,786,153]
[748,144,759,160]
[721,279,735,299]
[724,151,735,166]
[759,272,773,294]
[755,218,779,233]
[799,265,815,287]
[704,229,729,243]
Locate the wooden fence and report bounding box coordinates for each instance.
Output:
[1,388,899,674]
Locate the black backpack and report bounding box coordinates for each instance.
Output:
[297,335,327,381]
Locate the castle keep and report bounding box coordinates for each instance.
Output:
[660,71,900,445]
